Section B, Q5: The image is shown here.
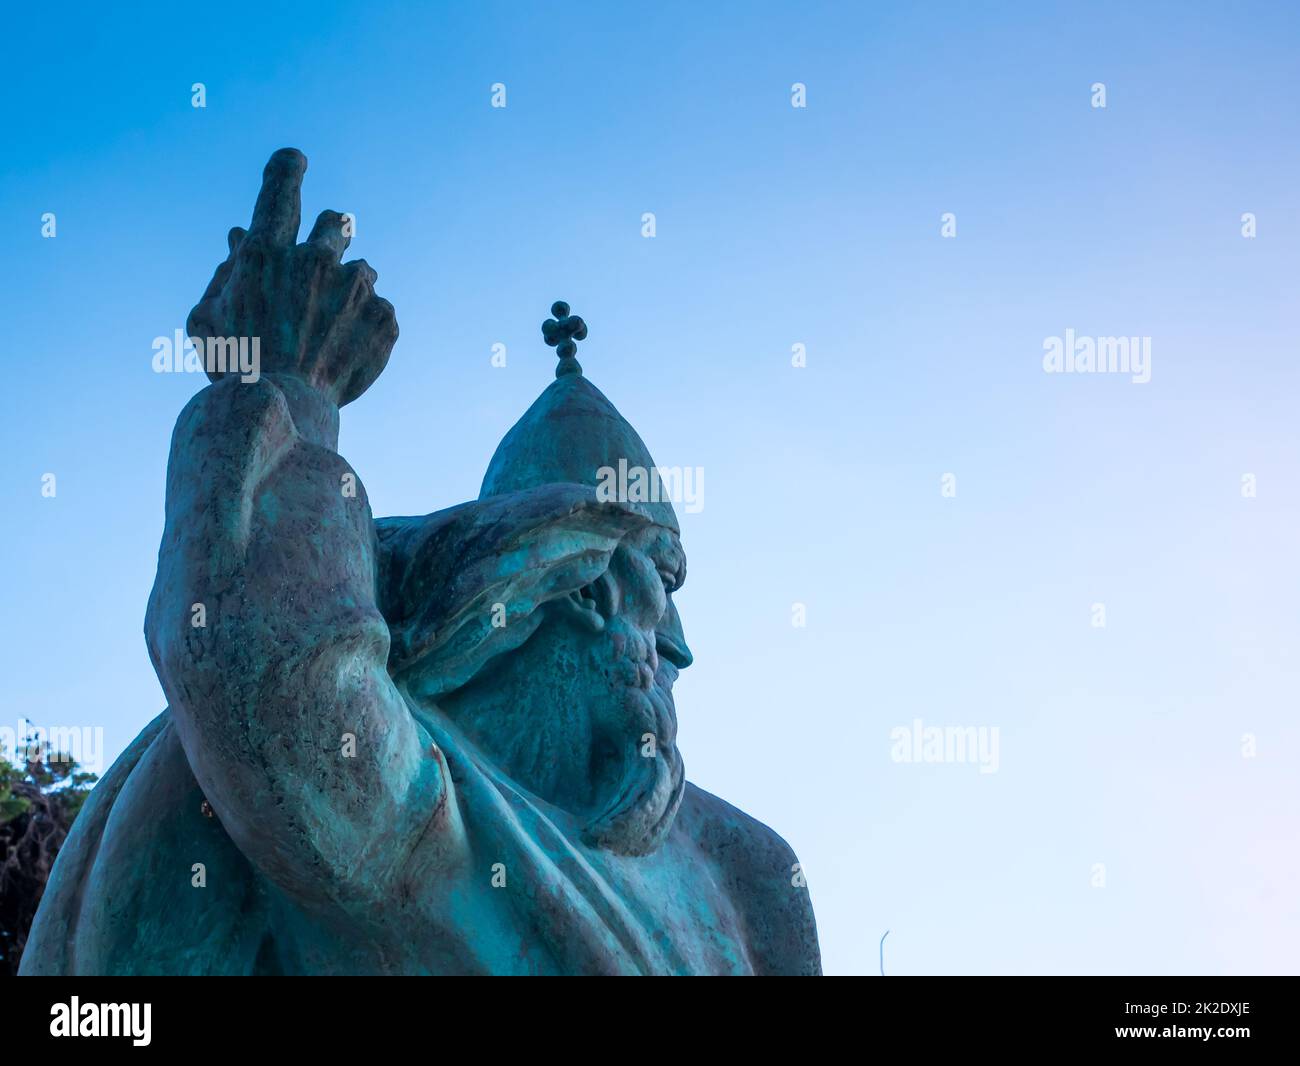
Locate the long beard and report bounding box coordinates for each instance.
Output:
[581,661,685,857]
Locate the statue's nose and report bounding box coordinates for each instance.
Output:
[655,597,694,670]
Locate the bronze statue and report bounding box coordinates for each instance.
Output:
[22,150,821,975]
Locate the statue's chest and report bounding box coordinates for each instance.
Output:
[413,818,756,976]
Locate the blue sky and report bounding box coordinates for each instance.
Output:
[3,1,1299,974]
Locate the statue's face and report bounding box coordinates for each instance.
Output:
[436,524,693,856]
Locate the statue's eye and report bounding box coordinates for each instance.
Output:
[576,572,616,617]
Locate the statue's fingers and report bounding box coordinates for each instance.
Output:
[306,210,352,260]
[363,293,399,351]
[248,148,307,245]
[196,255,235,304]
[185,305,205,341]
[186,300,218,343]
[338,259,378,315]
[337,294,398,406]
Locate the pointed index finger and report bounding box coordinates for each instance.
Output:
[248,148,307,245]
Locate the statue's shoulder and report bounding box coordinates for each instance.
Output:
[678,782,822,976]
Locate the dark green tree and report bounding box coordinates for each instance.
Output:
[0,738,97,975]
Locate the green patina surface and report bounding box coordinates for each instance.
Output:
[21,151,821,976]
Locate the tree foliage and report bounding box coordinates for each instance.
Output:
[0,740,97,975]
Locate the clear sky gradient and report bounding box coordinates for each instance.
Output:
[3,1,1298,974]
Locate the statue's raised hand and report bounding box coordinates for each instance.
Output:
[187,148,398,407]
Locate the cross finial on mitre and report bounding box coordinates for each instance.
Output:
[541,301,588,378]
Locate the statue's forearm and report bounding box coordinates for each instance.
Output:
[145,375,460,909]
